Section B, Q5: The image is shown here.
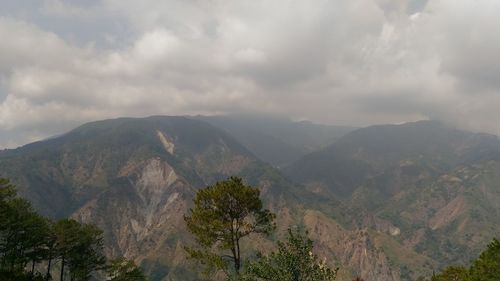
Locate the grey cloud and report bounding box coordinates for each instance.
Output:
[1,0,500,148]
[426,1,500,94]
[348,91,445,123]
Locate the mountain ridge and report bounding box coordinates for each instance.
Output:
[1,116,498,280]
[286,120,500,272]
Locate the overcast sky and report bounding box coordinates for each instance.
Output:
[1,0,500,148]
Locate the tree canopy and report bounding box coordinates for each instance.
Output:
[184,176,275,279]
[244,228,338,281]
[469,238,499,281]
[0,177,146,281]
[429,238,499,281]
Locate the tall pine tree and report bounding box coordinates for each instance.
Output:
[184,177,275,279]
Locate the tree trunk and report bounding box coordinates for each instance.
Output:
[231,220,240,277]
[31,258,36,275]
[10,256,14,272]
[236,237,241,275]
[235,256,240,275]
[46,250,52,279]
[60,257,65,281]
[231,246,238,276]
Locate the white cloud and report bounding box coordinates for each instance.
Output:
[1,0,500,148]
[133,29,180,61]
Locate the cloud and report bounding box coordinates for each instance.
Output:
[1,0,500,148]
[433,0,500,93]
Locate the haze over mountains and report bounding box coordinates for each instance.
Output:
[195,115,356,166]
[0,115,499,281]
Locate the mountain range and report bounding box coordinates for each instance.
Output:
[0,116,498,281]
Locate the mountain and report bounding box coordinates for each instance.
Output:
[1,117,498,281]
[4,116,391,280]
[193,115,355,167]
[0,116,305,280]
[286,120,500,274]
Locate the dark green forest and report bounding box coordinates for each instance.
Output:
[0,178,147,281]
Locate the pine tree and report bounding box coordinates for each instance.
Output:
[0,178,109,281]
[184,177,275,279]
[54,219,106,281]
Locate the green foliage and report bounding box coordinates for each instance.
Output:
[107,257,149,281]
[0,178,16,202]
[184,177,275,279]
[243,228,338,281]
[0,270,47,281]
[0,177,121,281]
[427,238,499,281]
[469,238,500,281]
[54,219,106,281]
[1,178,52,277]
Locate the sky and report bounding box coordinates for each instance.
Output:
[1,0,500,148]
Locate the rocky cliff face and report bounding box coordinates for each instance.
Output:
[302,210,436,281]
[75,157,190,257]
[304,210,395,280]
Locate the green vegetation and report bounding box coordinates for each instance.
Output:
[469,238,500,281]
[1,177,56,280]
[184,177,276,279]
[0,177,147,281]
[185,177,339,281]
[243,228,338,281]
[431,266,469,281]
[53,219,105,281]
[423,238,499,281]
